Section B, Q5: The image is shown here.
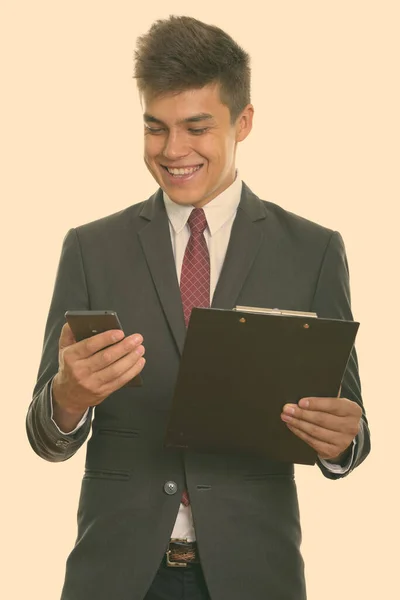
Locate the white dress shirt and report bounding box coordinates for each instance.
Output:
[51,171,357,542]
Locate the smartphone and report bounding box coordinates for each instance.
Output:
[64,310,143,387]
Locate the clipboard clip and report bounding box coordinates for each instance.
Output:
[233,306,318,318]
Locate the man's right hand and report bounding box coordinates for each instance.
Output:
[52,323,145,432]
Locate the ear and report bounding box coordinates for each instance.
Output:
[235,104,254,142]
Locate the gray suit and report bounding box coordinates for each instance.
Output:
[26,183,370,600]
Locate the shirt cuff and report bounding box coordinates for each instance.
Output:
[319,440,355,474]
[319,420,364,474]
[49,379,89,435]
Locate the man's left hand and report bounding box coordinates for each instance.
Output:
[281,397,362,462]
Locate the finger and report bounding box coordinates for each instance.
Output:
[95,344,145,386]
[72,329,127,360]
[115,357,146,390]
[297,396,360,417]
[99,355,146,393]
[281,405,355,435]
[286,422,339,458]
[282,415,343,444]
[88,334,143,373]
[59,323,77,350]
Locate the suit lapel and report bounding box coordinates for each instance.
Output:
[212,182,267,309]
[137,183,269,351]
[138,191,186,354]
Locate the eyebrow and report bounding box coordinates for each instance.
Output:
[143,112,214,125]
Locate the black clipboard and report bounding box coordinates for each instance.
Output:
[164,306,359,465]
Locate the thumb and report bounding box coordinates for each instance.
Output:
[59,323,77,351]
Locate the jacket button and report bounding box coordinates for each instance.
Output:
[56,440,69,449]
[164,481,178,495]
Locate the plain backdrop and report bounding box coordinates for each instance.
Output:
[1,1,399,598]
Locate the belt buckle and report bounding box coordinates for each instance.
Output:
[166,538,188,568]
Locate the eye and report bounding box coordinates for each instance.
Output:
[145,126,165,135]
[188,128,209,135]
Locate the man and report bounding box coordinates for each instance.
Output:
[26,15,370,600]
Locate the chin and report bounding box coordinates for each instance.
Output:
[166,190,203,206]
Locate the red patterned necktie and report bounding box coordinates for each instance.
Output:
[180,208,210,327]
[179,207,210,506]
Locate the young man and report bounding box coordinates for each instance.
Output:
[26,16,370,600]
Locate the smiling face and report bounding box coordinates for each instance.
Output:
[142,83,253,207]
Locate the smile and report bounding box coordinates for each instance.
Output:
[163,165,203,177]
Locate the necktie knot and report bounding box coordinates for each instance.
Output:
[187,208,208,235]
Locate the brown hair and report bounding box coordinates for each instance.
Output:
[133,16,251,123]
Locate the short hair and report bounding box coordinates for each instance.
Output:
[133,16,251,123]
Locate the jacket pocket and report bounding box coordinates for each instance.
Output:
[97,428,140,438]
[83,468,130,481]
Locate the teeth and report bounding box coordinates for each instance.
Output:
[167,166,201,176]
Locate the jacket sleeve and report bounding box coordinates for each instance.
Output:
[26,228,93,462]
[310,230,371,479]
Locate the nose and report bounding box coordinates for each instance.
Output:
[162,130,190,161]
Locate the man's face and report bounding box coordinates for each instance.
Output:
[142,83,253,207]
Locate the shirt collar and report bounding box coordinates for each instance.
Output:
[163,171,243,236]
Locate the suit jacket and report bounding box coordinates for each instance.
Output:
[26,183,370,600]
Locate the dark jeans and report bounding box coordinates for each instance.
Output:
[144,561,211,600]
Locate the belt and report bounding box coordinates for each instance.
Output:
[165,538,199,567]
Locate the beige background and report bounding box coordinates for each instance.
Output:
[1,1,399,598]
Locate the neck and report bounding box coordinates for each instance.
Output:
[191,168,237,208]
